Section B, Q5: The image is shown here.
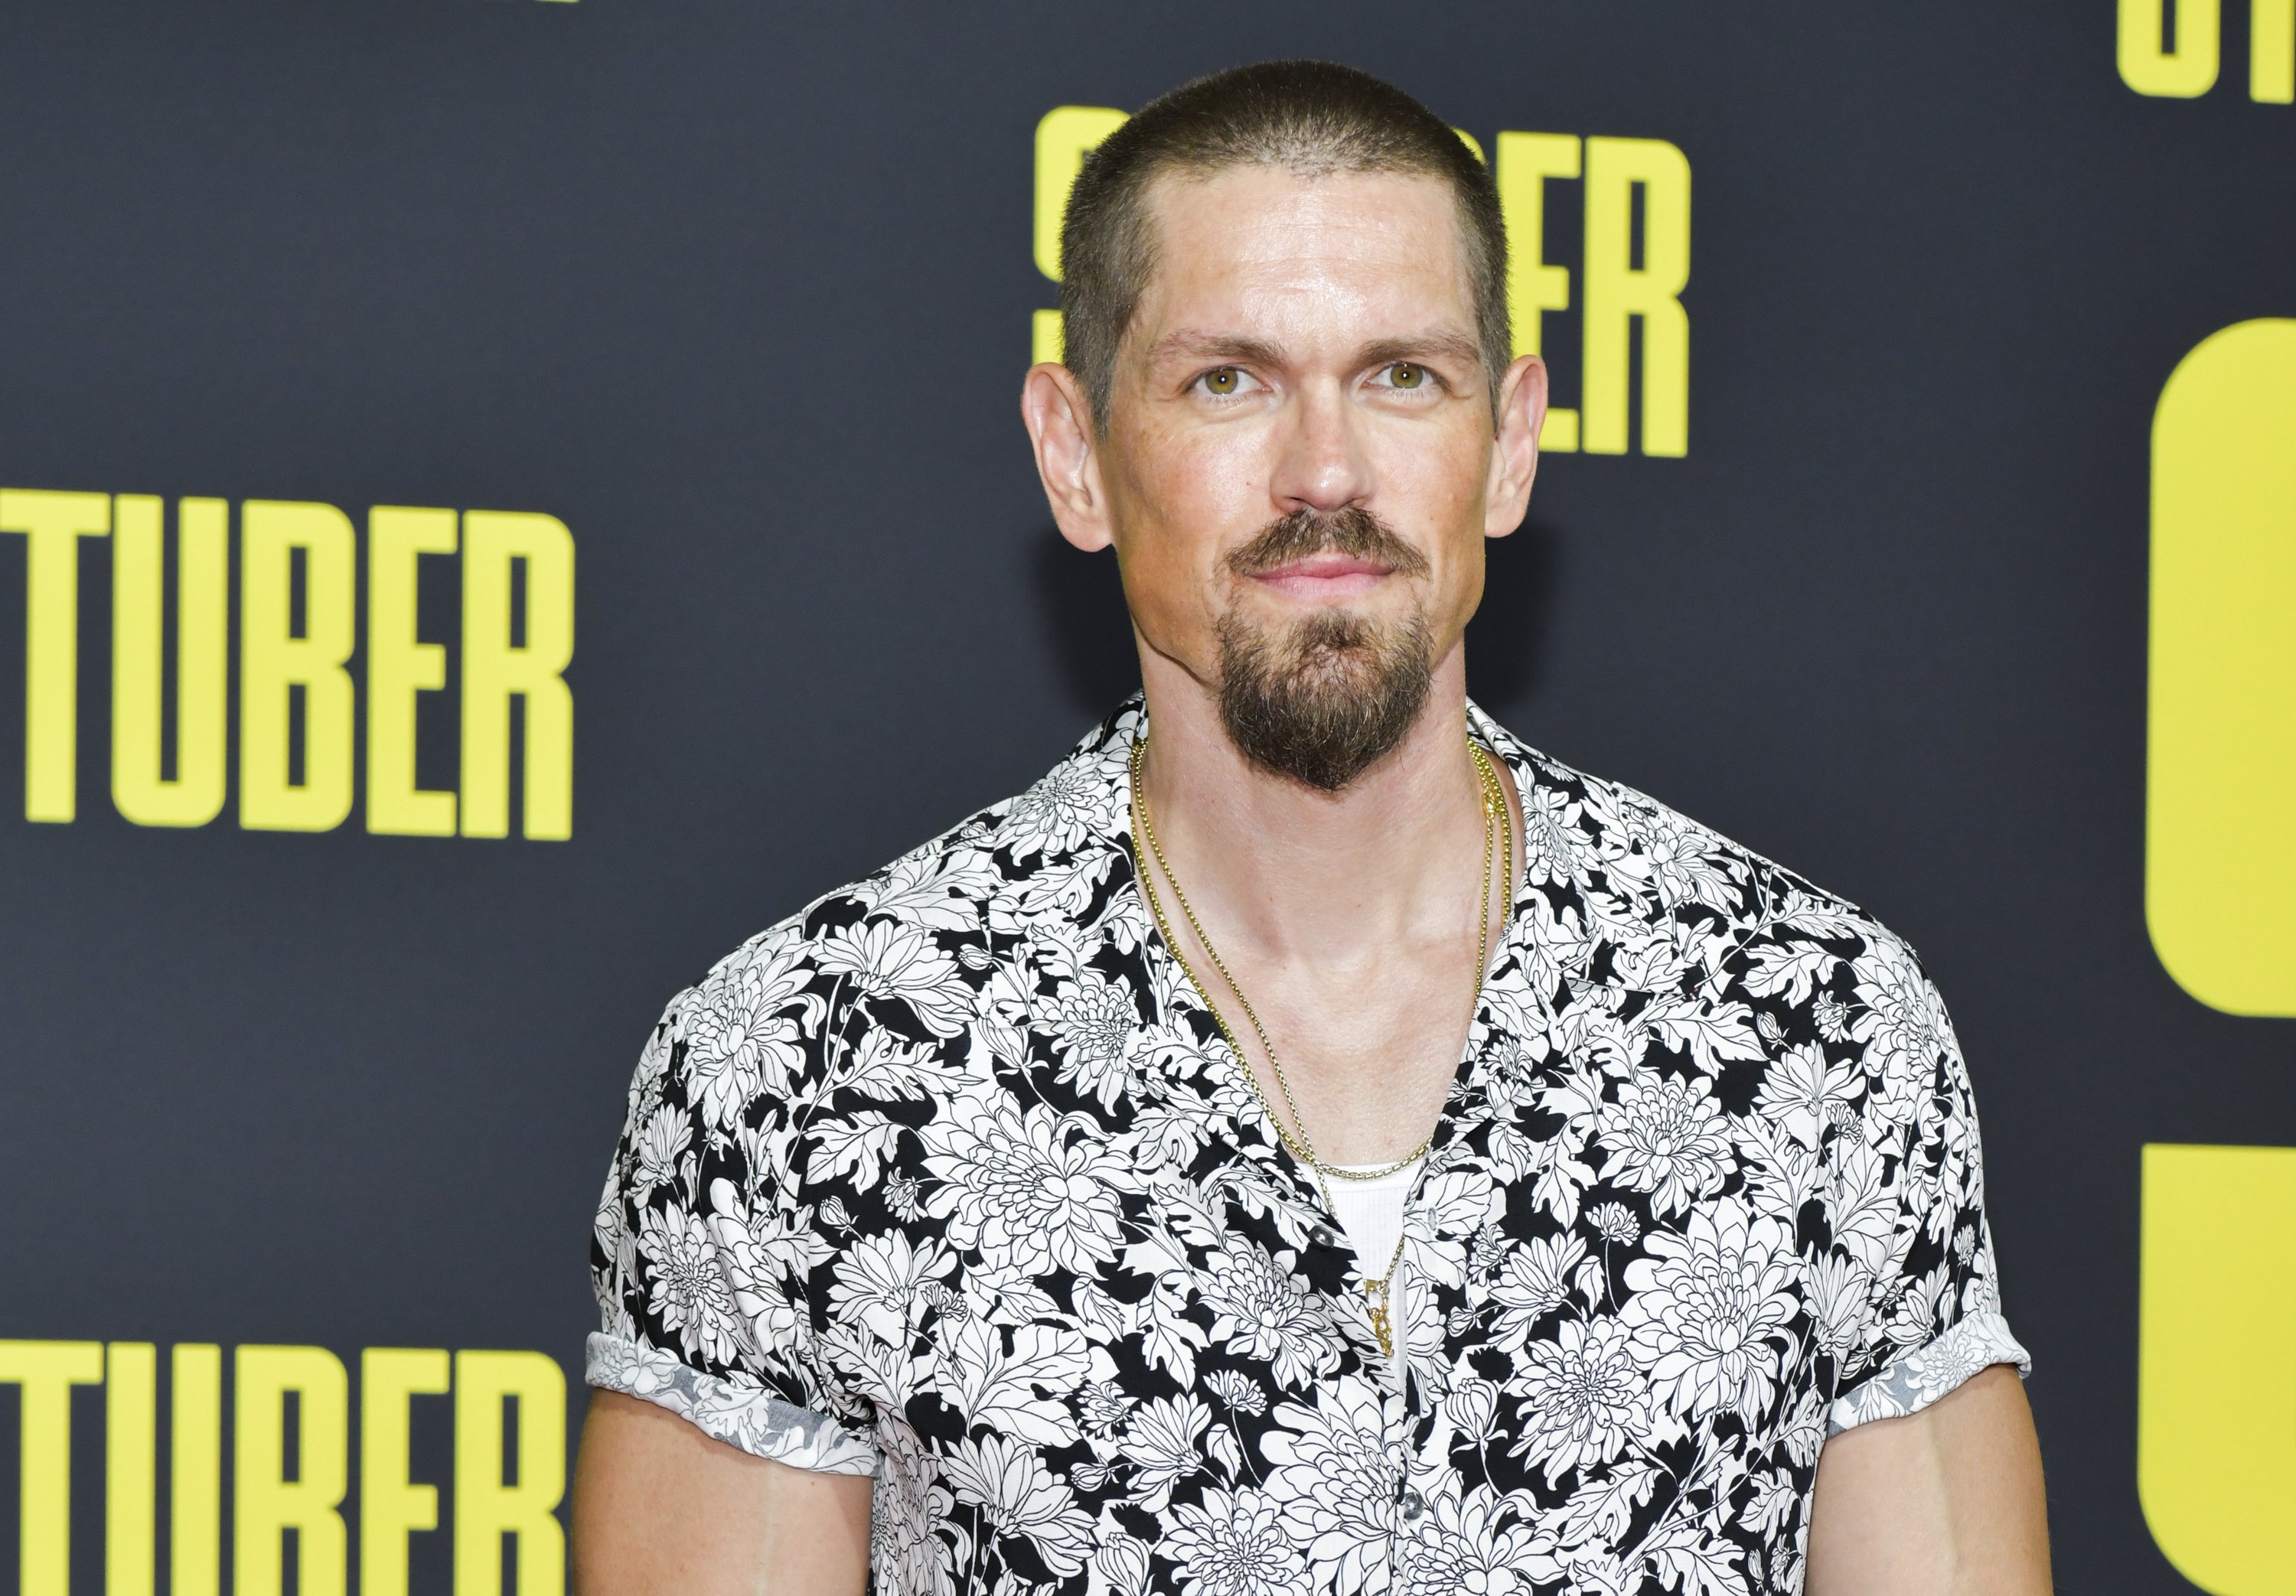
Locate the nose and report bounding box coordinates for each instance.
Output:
[1268,379,1374,515]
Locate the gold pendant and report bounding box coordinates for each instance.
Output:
[1366,1282,1394,1358]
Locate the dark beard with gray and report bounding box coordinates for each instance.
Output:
[1215,507,1436,793]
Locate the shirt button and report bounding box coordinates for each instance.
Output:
[1309,1223,1340,1249]
[1397,1487,1426,1523]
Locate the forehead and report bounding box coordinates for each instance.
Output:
[1132,164,1474,347]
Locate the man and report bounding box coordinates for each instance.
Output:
[573,60,2050,1594]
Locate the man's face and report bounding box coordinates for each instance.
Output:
[1086,164,1539,789]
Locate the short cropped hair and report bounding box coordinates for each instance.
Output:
[1058,60,1511,432]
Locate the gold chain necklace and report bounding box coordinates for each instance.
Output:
[1127,732,1515,1358]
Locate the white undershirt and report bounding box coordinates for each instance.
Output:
[1326,1158,1423,1388]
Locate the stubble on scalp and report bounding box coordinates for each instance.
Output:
[1215,506,1436,793]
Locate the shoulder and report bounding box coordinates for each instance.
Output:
[1481,713,1968,1113]
[1485,712,1910,968]
[639,717,1137,1126]
[670,817,1006,1064]
[1484,724,1993,1238]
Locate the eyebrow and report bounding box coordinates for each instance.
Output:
[1144,331,1289,368]
[1143,328,1485,372]
[1356,332,1485,370]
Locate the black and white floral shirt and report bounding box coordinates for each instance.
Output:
[589,698,2027,1596]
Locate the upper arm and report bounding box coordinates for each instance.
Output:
[571,1389,872,1596]
[1806,1364,2050,1596]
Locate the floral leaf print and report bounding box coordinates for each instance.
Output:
[848,843,1003,932]
[1828,1138,1903,1275]
[1638,995,1768,1075]
[1010,850,1115,927]
[1553,1458,1663,1549]
[1770,888,1873,941]
[1735,1116,1826,1220]
[1126,1286,1211,1389]
[827,1230,946,1348]
[1740,943,1839,1007]
[1647,1519,1749,1596]
[808,1112,904,1190]
[1204,1418,1247,1478]
[1401,1166,1504,1288]
[834,1027,944,1104]
[943,1320,1092,1447]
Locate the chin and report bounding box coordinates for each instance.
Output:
[1246,588,1404,634]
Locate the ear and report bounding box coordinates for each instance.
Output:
[1021,361,1115,552]
[1484,352,1549,539]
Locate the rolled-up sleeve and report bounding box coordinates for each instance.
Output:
[587,940,882,1475]
[1822,936,2030,1435]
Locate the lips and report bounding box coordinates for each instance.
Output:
[1247,553,1394,599]
[1246,550,1401,598]
[1254,553,1392,581]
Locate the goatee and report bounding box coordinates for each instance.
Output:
[1215,507,1436,793]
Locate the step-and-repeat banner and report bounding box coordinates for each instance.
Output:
[2,2,2289,1592]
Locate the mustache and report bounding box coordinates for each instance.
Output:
[1224,506,1431,581]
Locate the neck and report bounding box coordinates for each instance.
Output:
[1134,641,1490,965]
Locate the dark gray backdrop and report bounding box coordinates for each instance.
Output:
[2,2,2288,1591]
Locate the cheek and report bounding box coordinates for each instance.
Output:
[1115,425,1269,596]
[1377,428,1492,625]
[1378,430,1487,547]
[1142,419,1267,529]
[1384,415,1489,510]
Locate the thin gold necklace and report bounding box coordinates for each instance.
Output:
[1127,731,1515,1358]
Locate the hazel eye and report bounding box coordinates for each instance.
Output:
[1387,362,1427,389]
[1202,367,1241,396]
